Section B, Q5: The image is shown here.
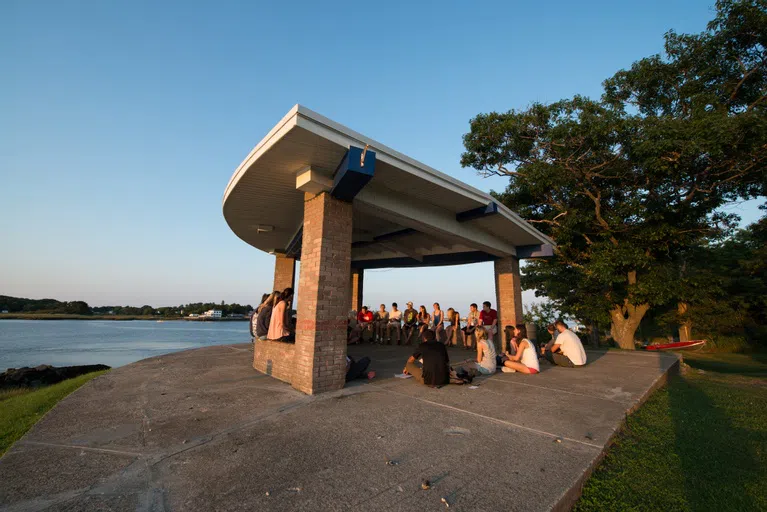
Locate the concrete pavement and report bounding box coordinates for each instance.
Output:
[0,343,678,511]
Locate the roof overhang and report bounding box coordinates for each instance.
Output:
[223,105,554,267]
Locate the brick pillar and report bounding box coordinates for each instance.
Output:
[273,254,296,292]
[350,268,363,312]
[494,257,524,353]
[293,192,352,395]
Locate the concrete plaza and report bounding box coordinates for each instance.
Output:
[0,343,678,511]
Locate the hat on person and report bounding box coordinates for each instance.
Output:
[406,301,413,307]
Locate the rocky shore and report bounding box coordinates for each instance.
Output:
[0,364,110,389]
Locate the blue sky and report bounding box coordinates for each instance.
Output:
[1,0,763,309]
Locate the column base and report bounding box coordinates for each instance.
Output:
[253,339,296,385]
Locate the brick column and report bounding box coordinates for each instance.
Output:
[273,254,296,292]
[494,257,524,353]
[350,268,363,312]
[293,192,352,395]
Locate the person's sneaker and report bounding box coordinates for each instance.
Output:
[367,371,376,380]
[501,367,516,373]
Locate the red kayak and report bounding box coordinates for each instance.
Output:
[643,340,706,351]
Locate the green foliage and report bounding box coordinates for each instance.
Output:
[576,352,767,510]
[0,296,91,315]
[0,371,108,455]
[461,0,767,347]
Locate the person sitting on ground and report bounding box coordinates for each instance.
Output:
[255,291,279,341]
[346,355,375,382]
[432,303,445,343]
[267,288,294,342]
[402,301,418,345]
[504,325,519,355]
[417,305,431,337]
[544,320,587,367]
[479,301,498,341]
[462,303,480,350]
[388,302,402,345]
[462,326,497,376]
[445,308,464,347]
[501,324,540,374]
[356,306,374,343]
[540,324,558,357]
[373,304,389,344]
[402,329,450,387]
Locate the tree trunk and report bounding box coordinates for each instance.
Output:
[678,302,692,342]
[588,322,600,348]
[609,271,649,350]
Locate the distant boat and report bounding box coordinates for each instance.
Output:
[643,340,706,351]
[157,320,164,323]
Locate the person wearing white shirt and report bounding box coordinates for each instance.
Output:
[545,320,587,367]
[388,302,403,345]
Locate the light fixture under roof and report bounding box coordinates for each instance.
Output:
[255,225,273,233]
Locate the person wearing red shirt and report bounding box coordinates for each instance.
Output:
[479,301,498,339]
[355,306,374,343]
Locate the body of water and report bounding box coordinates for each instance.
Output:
[0,320,252,370]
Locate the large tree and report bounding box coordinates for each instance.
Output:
[461,0,766,349]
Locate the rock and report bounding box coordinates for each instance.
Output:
[0,364,110,389]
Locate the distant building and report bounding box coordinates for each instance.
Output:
[202,309,222,319]
[1,310,8,314]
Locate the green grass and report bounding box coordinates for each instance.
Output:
[575,352,767,511]
[0,371,108,456]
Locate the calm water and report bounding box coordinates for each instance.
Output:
[0,320,252,370]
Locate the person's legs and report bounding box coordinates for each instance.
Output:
[503,360,533,374]
[545,351,575,367]
[388,323,400,345]
[405,361,424,384]
[404,326,415,345]
[346,356,371,382]
[435,325,446,343]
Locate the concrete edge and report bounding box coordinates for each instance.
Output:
[551,354,682,512]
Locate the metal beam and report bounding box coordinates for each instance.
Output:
[352,251,496,269]
[516,244,554,259]
[456,202,499,222]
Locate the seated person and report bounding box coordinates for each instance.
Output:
[267,288,294,342]
[402,301,419,345]
[417,305,431,337]
[540,324,557,357]
[504,325,519,355]
[373,304,389,344]
[355,306,374,343]
[388,302,402,344]
[432,303,445,343]
[254,291,279,341]
[501,324,540,374]
[346,355,375,382]
[462,303,480,350]
[479,301,498,344]
[402,329,450,387]
[463,326,497,375]
[544,320,587,367]
[347,309,360,344]
[445,308,464,347]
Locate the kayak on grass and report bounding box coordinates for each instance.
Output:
[643,340,706,351]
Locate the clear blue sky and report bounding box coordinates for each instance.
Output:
[1,0,762,309]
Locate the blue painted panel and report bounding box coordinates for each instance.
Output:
[516,244,554,259]
[331,146,376,202]
[456,202,499,222]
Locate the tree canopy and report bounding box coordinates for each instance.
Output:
[462,0,766,349]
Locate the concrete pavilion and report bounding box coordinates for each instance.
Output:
[223,105,554,395]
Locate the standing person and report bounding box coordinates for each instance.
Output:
[462,303,480,351]
[479,301,498,346]
[402,330,450,387]
[432,303,445,343]
[544,320,587,367]
[402,302,418,345]
[356,306,374,343]
[374,304,389,344]
[462,326,497,376]
[501,324,540,374]
[388,302,402,345]
[417,305,431,337]
[267,288,294,342]
[255,291,279,341]
[445,308,464,347]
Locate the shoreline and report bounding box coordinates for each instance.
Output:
[0,314,248,322]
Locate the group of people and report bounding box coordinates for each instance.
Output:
[251,288,295,342]
[402,319,588,387]
[348,301,500,348]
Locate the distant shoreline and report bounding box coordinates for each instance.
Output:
[0,314,248,322]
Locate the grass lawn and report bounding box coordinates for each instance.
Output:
[0,370,108,456]
[575,351,767,511]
